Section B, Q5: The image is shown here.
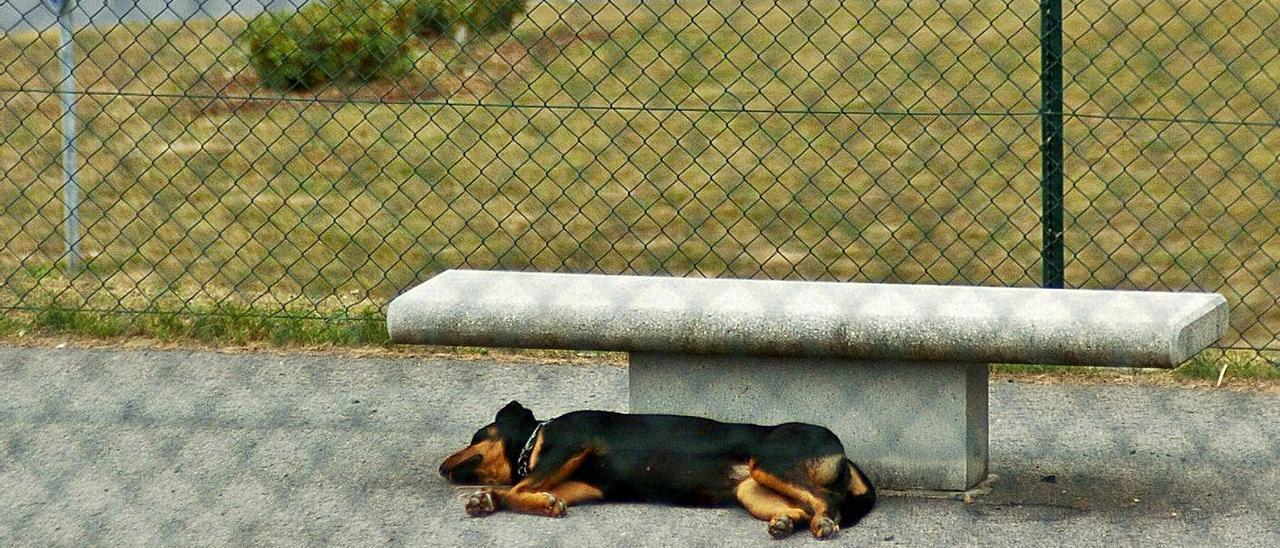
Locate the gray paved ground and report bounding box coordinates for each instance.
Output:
[1,345,1278,547]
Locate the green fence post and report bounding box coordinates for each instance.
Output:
[1040,0,1065,289]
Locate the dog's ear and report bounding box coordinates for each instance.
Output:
[495,400,535,427]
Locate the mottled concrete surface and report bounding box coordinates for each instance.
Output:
[631,353,988,491]
[2,346,1278,547]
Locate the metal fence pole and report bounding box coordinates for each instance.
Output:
[54,0,81,272]
[1040,0,1065,289]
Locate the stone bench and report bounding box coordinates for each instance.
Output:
[386,269,1228,491]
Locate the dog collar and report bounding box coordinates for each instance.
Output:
[516,420,549,479]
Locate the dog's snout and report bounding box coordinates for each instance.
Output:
[440,453,484,484]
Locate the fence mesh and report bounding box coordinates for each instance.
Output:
[0,0,1276,358]
[2,3,1279,544]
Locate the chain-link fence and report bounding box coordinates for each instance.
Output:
[0,0,1277,359]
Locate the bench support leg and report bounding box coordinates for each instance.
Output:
[628,352,988,491]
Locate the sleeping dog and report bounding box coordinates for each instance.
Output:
[439,401,875,539]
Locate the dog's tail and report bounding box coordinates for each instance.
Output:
[838,458,876,528]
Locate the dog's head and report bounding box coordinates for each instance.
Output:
[439,400,538,485]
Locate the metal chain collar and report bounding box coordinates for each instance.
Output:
[516,420,549,479]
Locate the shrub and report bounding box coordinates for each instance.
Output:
[398,0,452,38]
[245,0,414,91]
[398,0,526,38]
[245,11,329,91]
[451,0,528,34]
[329,0,415,82]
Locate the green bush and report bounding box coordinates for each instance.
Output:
[245,11,328,91]
[245,0,414,91]
[398,0,452,38]
[450,0,528,35]
[398,0,526,37]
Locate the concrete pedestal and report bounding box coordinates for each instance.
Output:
[629,352,989,491]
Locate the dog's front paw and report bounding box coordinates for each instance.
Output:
[465,491,497,517]
[543,493,567,517]
[810,516,839,540]
[767,516,794,539]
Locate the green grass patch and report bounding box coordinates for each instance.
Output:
[1172,349,1280,382]
[0,314,24,335]
[5,298,388,347]
[993,349,1280,383]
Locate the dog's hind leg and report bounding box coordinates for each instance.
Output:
[734,478,812,539]
[750,455,846,539]
[838,459,876,527]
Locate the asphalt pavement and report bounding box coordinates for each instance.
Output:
[1,345,1277,546]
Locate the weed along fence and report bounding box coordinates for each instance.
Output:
[0,1,1277,365]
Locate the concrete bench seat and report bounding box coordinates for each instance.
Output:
[387,269,1228,490]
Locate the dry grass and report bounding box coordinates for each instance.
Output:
[0,0,1277,353]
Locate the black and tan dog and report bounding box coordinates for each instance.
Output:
[439,401,875,539]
